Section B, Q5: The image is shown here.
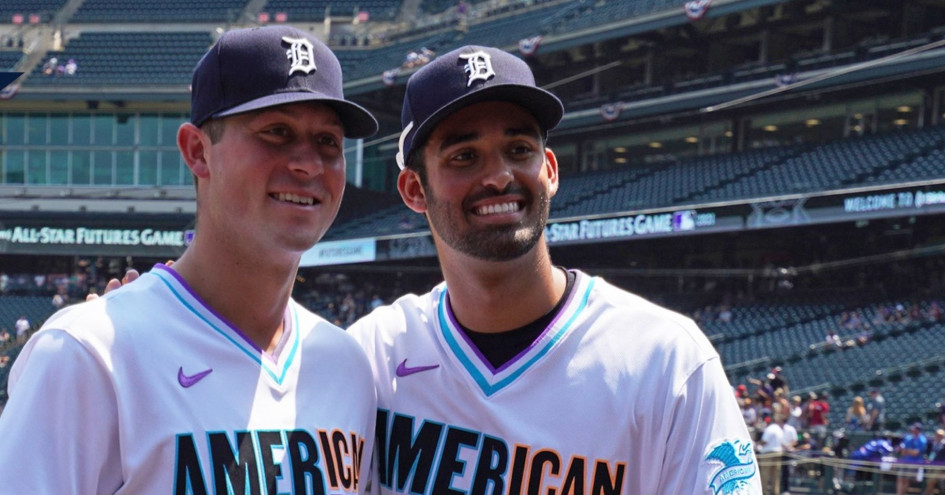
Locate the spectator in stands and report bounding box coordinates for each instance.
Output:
[51,292,66,309]
[735,383,749,400]
[0,25,379,493]
[758,412,786,495]
[0,328,9,344]
[718,304,733,322]
[770,366,788,392]
[749,372,777,407]
[369,293,384,309]
[926,428,945,495]
[867,388,887,432]
[842,434,894,484]
[787,394,805,430]
[825,329,843,349]
[0,272,7,293]
[64,58,77,76]
[13,315,29,342]
[846,396,868,431]
[939,393,945,430]
[781,412,798,495]
[742,397,759,429]
[42,57,58,76]
[928,301,943,322]
[807,391,830,445]
[772,387,791,419]
[897,423,929,495]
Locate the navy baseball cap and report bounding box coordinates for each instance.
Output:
[190,25,378,138]
[396,45,563,169]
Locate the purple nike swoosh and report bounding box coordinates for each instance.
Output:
[178,366,213,388]
[396,359,439,377]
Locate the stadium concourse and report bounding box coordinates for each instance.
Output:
[3,0,945,493]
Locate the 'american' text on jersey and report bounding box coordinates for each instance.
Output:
[174,428,365,495]
[376,410,626,495]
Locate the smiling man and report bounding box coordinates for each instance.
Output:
[0,26,378,494]
[349,45,762,495]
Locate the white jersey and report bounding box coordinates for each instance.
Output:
[0,264,376,495]
[349,270,761,495]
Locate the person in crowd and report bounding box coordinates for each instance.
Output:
[788,394,806,430]
[846,395,868,431]
[807,391,830,445]
[925,428,945,495]
[13,315,29,342]
[867,388,887,432]
[897,423,929,495]
[0,25,379,494]
[758,413,786,495]
[781,412,799,495]
[348,44,762,495]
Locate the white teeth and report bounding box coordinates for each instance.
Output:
[475,202,520,216]
[274,193,315,205]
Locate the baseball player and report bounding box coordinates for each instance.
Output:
[0,26,378,494]
[348,46,762,495]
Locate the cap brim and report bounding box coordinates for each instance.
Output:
[214,92,379,139]
[410,84,563,154]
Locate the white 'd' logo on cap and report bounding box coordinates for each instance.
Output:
[283,36,317,75]
[460,51,495,87]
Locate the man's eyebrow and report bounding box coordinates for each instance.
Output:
[437,126,541,152]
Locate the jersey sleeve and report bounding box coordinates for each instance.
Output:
[0,329,123,494]
[659,356,763,495]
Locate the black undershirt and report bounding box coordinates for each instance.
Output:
[458,268,576,369]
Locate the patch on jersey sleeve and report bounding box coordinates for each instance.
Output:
[704,439,758,495]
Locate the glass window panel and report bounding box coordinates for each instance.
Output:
[72,115,91,145]
[159,151,182,185]
[72,151,91,185]
[49,114,69,145]
[161,114,183,145]
[49,151,69,184]
[27,114,46,145]
[93,115,114,145]
[182,169,194,186]
[139,151,158,185]
[115,151,134,185]
[93,151,113,185]
[5,114,25,145]
[116,114,134,144]
[27,151,47,184]
[140,115,159,146]
[3,149,25,183]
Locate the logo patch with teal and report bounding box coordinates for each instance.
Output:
[705,439,757,495]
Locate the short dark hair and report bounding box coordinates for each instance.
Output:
[201,118,226,144]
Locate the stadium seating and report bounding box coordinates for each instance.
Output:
[0,51,23,71]
[261,0,400,22]
[71,0,248,23]
[26,32,213,86]
[0,1,66,23]
[0,296,56,337]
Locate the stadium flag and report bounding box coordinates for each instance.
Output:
[0,72,22,100]
[684,0,711,20]
[518,36,542,56]
[382,68,400,87]
[600,102,622,122]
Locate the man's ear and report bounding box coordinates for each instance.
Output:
[397,168,428,214]
[178,123,211,179]
[544,147,559,198]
